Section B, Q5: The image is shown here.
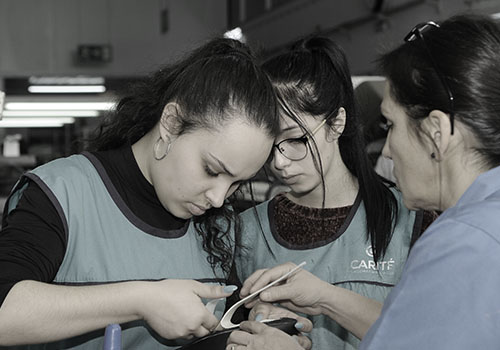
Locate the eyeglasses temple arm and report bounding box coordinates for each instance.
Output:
[309,118,327,136]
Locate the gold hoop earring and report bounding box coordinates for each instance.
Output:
[153,137,171,160]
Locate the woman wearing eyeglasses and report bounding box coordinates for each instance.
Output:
[229,36,436,350]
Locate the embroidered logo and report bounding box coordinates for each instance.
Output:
[350,245,395,274]
[365,246,374,258]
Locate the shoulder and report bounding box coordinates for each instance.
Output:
[440,197,500,244]
[30,153,95,180]
[27,154,103,204]
[416,208,500,260]
[238,199,271,221]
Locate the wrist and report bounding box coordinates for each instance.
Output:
[124,281,151,321]
[317,282,340,316]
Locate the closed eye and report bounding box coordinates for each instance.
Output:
[286,135,308,145]
[204,165,218,177]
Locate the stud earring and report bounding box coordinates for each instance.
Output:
[153,137,171,160]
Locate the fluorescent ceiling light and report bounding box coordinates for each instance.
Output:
[0,117,75,128]
[29,76,105,85]
[491,12,500,20]
[2,110,100,117]
[0,90,4,120]
[5,102,115,111]
[28,85,106,93]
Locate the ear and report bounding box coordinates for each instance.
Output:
[328,107,346,140]
[159,102,182,141]
[422,109,452,160]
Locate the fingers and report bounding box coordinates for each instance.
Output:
[249,303,313,333]
[240,269,267,297]
[238,320,270,334]
[200,304,223,335]
[295,334,312,349]
[258,284,294,303]
[244,284,290,308]
[195,282,239,299]
[293,317,313,333]
[192,325,212,338]
[248,302,273,321]
[227,321,308,350]
[241,262,298,297]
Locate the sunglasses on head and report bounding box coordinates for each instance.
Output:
[404,21,455,135]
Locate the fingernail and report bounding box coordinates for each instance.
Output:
[294,322,304,330]
[255,313,264,322]
[292,335,299,342]
[223,285,238,293]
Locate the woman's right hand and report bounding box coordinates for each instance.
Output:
[241,263,383,339]
[248,302,312,332]
[227,321,311,350]
[138,279,236,339]
[241,262,330,316]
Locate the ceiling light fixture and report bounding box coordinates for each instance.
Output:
[5,102,115,111]
[0,117,75,128]
[2,110,100,117]
[28,85,106,94]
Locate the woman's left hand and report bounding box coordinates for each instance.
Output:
[226,321,311,350]
[248,301,312,333]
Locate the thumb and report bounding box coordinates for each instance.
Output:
[195,283,239,298]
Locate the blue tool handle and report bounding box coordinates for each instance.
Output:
[103,323,122,350]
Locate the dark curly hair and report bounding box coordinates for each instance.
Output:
[88,37,279,276]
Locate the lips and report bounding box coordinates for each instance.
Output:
[280,174,299,185]
[188,203,210,216]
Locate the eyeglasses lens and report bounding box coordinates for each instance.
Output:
[279,139,307,161]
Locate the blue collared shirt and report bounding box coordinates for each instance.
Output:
[361,165,500,349]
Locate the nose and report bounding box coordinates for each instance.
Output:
[272,147,292,170]
[205,180,231,208]
[381,138,391,160]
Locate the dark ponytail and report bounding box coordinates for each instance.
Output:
[89,37,279,276]
[379,14,500,168]
[263,36,398,263]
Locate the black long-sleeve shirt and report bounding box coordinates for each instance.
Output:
[0,145,187,306]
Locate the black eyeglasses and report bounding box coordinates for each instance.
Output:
[404,21,455,134]
[272,117,328,161]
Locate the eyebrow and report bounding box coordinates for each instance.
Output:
[210,154,235,177]
[281,125,301,133]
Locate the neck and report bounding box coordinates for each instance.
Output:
[439,154,486,210]
[131,129,156,185]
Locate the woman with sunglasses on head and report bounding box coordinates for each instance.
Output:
[0,38,280,349]
[230,36,436,350]
[360,14,500,349]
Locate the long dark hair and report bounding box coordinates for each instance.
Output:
[378,14,500,169]
[88,37,279,276]
[262,36,398,263]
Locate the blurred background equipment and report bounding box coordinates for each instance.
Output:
[0,0,499,213]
